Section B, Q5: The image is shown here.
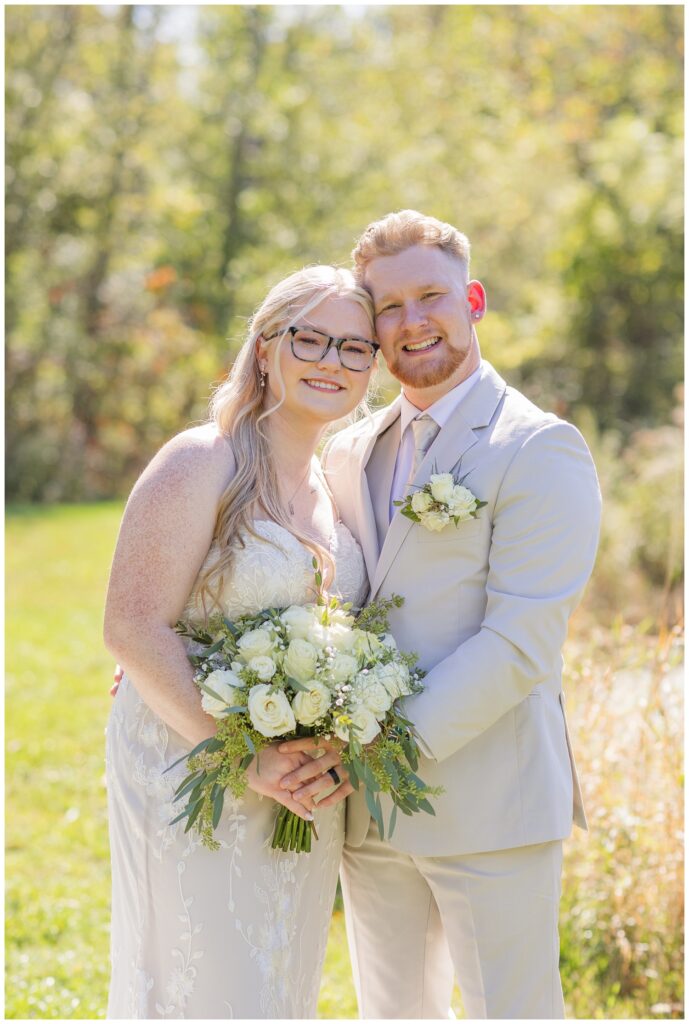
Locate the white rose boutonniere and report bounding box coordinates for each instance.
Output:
[394,463,486,534]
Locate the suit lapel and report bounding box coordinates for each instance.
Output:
[369,362,507,599]
[353,397,402,585]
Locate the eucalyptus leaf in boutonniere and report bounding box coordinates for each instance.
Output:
[394,466,487,533]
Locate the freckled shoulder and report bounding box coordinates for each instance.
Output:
[105,426,238,628]
[133,424,237,503]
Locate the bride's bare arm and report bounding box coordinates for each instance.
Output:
[103,426,315,819]
[103,427,235,747]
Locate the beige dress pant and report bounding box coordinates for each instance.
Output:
[340,821,565,1019]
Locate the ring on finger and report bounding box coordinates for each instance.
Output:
[327,767,341,785]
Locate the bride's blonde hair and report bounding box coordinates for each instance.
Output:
[196,265,374,616]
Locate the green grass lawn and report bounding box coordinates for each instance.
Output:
[6,504,682,1018]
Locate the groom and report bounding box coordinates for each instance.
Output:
[289,211,601,1018]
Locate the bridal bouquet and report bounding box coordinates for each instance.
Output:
[167,564,441,853]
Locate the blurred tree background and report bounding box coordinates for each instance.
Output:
[6,4,683,1019]
[7,5,682,492]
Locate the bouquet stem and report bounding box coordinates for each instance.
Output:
[272,806,318,853]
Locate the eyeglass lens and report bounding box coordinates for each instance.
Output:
[292,330,374,370]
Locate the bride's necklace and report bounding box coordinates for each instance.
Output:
[286,460,315,516]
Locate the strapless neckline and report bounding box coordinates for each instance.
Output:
[250,517,347,550]
[185,516,369,624]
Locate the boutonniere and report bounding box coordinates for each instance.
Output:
[394,466,487,533]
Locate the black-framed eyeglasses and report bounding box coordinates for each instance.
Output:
[263,326,379,372]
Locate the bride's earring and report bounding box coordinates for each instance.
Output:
[259,366,266,388]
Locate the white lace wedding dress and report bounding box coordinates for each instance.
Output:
[106,520,368,1019]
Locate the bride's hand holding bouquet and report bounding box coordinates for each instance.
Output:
[168,565,442,853]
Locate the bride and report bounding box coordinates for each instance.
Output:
[103,266,376,1018]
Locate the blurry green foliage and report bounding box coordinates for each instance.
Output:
[6,3,683,518]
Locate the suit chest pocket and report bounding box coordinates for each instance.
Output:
[414,515,484,545]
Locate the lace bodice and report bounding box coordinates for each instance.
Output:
[185,519,368,623]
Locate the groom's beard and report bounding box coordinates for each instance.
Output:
[386,343,466,390]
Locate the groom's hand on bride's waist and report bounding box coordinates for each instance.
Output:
[278,737,354,809]
[110,663,124,697]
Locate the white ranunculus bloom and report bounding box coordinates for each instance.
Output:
[248,655,277,681]
[395,662,413,697]
[419,509,451,532]
[351,676,393,720]
[237,628,276,662]
[279,605,315,641]
[411,490,434,514]
[447,484,478,520]
[200,669,244,718]
[374,660,413,699]
[335,706,381,744]
[328,652,359,685]
[283,638,319,684]
[429,473,455,504]
[247,684,296,737]
[292,680,332,726]
[372,662,402,700]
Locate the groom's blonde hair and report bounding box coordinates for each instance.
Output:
[352,210,471,284]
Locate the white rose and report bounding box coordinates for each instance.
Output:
[247,684,296,737]
[248,655,277,681]
[419,508,451,532]
[411,490,434,514]
[279,605,315,641]
[323,622,357,652]
[292,680,332,726]
[327,652,359,685]
[429,473,455,504]
[237,628,276,662]
[351,675,393,719]
[200,669,244,718]
[283,638,319,684]
[334,706,381,745]
[447,484,478,520]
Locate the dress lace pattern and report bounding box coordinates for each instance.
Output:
[106,521,367,1019]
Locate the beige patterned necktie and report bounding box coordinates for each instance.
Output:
[407,414,440,486]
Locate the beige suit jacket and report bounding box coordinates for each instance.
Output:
[322,361,602,857]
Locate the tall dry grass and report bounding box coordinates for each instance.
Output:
[553,400,684,1017]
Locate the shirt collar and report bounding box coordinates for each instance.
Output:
[399,362,482,436]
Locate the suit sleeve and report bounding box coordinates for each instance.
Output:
[405,421,602,763]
